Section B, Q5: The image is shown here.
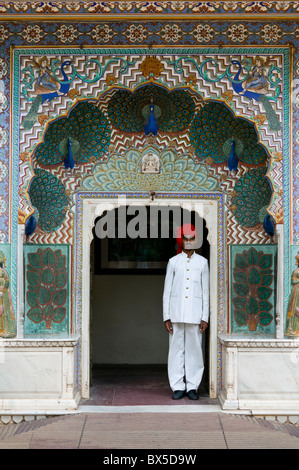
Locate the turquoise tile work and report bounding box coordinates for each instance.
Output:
[23,244,70,335]
[230,244,277,335]
[0,244,16,338]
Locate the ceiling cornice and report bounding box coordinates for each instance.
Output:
[1,1,299,22]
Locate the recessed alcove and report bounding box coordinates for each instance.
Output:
[79,195,222,399]
[89,205,210,399]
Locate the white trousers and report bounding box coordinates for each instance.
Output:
[168,322,204,392]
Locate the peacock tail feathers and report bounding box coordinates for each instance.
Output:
[233,167,272,228]
[33,101,111,166]
[258,95,282,132]
[22,96,43,131]
[189,101,269,165]
[107,84,196,134]
[28,169,69,232]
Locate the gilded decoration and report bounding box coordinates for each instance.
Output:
[140,56,164,78]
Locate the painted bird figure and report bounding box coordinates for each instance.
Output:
[230,60,281,132]
[263,213,275,239]
[228,139,239,172]
[64,137,75,170]
[145,103,158,136]
[25,214,37,243]
[22,60,72,131]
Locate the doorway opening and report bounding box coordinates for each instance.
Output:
[88,204,211,405]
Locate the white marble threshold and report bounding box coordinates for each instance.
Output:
[77,404,251,414]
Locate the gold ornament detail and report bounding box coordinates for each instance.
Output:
[38,114,48,126]
[68,88,80,100]
[186,73,197,86]
[106,74,117,87]
[140,56,163,78]
[223,90,233,102]
[274,206,283,224]
[205,156,213,166]
[254,114,266,126]
[18,209,28,224]
[20,151,29,163]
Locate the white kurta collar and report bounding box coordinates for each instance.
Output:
[180,251,195,259]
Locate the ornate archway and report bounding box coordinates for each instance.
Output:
[78,194,224,399]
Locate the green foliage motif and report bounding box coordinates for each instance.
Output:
[26,247,67,330]
[29,169,69,233]
[232,247,274,331]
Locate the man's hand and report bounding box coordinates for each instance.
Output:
[164,319,173,334]
[200,321,208,333]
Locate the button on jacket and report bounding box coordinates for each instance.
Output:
[163,251,210,324]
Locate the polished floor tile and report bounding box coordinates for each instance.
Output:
[82,365,217,407]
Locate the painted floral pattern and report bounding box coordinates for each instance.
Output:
[19,24,46,44]
[0,59,8,79]
[0,127,7,149]
[55,24,82,43]
[0,162,7,182]
[232,247,275,332]
[26,247,68,330]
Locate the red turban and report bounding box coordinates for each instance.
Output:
[175,223,196,254]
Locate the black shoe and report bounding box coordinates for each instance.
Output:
[172,390,185,400]
[187,389,199,400]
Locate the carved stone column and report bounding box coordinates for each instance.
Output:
[81,199,120,398]
[218,342,239,409]
[17,224,25,338]
[81,200,96,398]
[275,224,284,339]
[203,201,218,398]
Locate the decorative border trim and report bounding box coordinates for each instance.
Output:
[1,1,299,20]
[75,191,225,392]
[219,334,299,349]
[0,337,80,347]
[11,45,291,317]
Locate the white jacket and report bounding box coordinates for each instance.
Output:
[163,251,210,324]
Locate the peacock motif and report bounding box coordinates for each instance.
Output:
[107,84,196,134]
[230,59,282,132]
[189,101,269,166]
[232,167,272,228]
[22,59,73,131]
[25,213,37,242]
[28,169,70,232]
[33,101,111,166]
[144,102,159,136]
[27,82,274,237]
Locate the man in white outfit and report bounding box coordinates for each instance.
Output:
[163,223,209,400]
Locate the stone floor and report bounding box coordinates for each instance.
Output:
[81,364,215,407]
[1,410,299,450]
[1,365,299,450]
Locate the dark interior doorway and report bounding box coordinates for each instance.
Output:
[89,205,210,404]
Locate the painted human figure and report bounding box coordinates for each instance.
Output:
[163,224,209,400]
[31,57,63,97]
[243,56,269,95]
[0,251,16,338]
[285,254,299,337]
